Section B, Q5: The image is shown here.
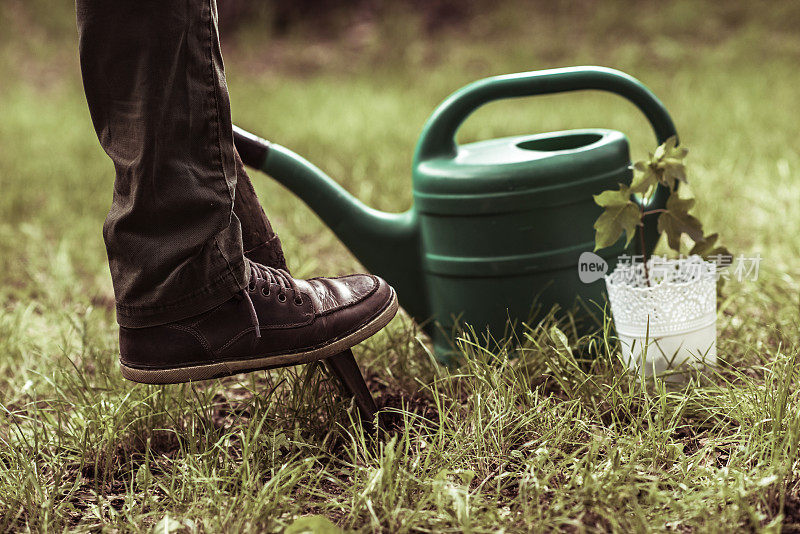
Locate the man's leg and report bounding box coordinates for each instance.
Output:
[232,150,288,270]
[77,0,247,327]
[76,0,398,384]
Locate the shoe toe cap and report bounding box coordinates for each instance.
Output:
[303,274,395,335]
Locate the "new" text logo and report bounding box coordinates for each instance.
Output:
[578,251,608,283]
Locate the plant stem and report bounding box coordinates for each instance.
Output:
[639,203,651,286]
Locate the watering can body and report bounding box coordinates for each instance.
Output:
[414,128,633,354]
[234,66,677,360]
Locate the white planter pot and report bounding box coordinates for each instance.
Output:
[605,255,717,378]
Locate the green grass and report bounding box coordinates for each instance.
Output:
[2,0,800,531]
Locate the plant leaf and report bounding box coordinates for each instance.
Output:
[689,233,718,256]
[646,136,689,190]
[593,185,640,250]
[285,515,346,534]
[663,161,687,186]
[653,137,672,160]
[690,233,732,262]
[630,165,658,195]
[657,195,705,252]
[659,159,687,189]
[709,245,733,262]
[151,516,184,534]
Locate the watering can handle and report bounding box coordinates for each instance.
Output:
[414,66,677,161]
[413,66,678,255]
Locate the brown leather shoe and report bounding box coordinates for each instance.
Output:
[118,261,398,384]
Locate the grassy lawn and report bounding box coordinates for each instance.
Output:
[2,1,800,531]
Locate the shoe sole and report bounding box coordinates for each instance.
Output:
[119,289,398,385]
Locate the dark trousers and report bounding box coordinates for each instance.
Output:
[76,0,284,328]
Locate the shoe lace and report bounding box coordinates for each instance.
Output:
[241,262,301,339]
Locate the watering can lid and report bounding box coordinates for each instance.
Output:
[412,128,631,214]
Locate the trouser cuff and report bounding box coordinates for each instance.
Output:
[115,256,248,328]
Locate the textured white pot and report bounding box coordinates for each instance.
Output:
[605,255,717,378]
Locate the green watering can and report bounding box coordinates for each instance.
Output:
[233,66,678,358]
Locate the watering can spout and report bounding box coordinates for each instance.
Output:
[233,126,426,320]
